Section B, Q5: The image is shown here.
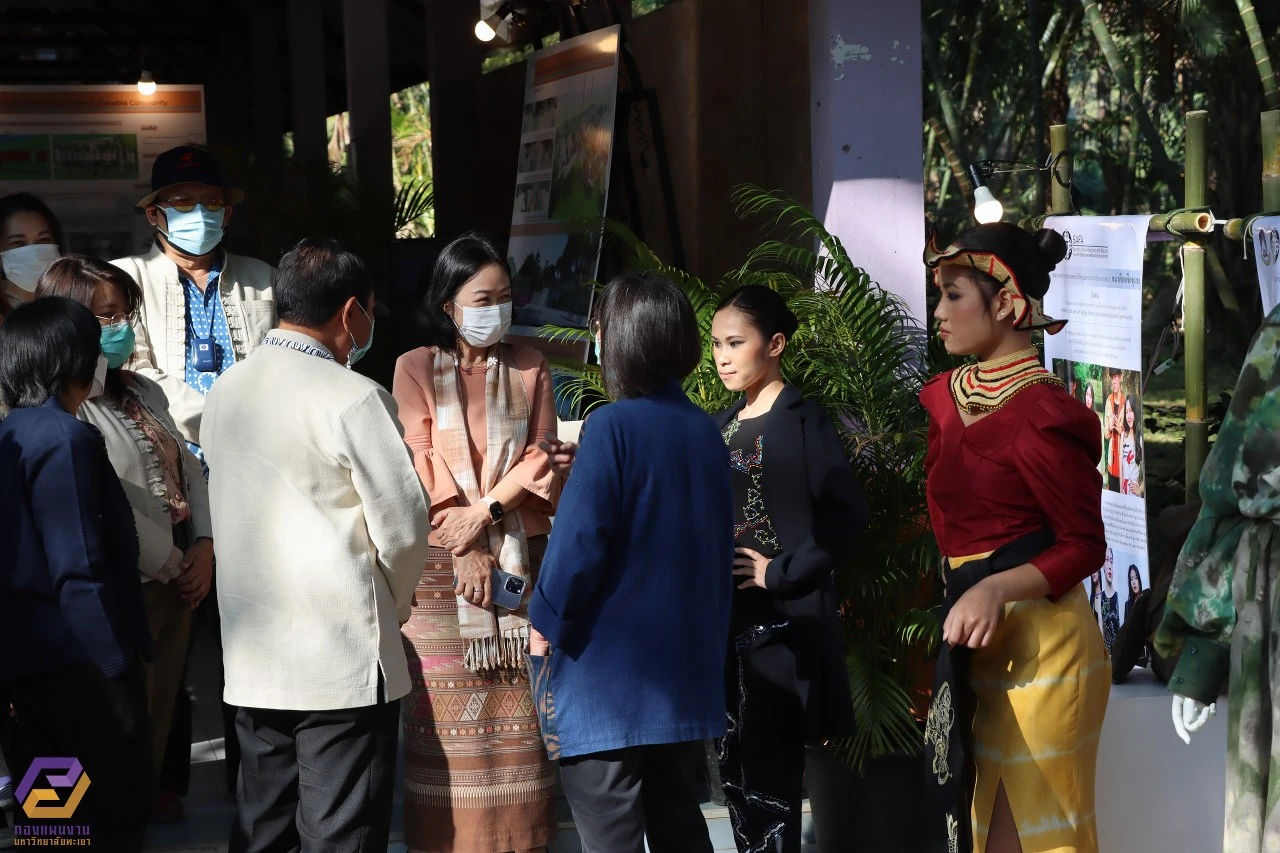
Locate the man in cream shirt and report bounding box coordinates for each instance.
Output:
[201,238,430,852]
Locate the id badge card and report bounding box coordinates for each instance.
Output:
[193,337,218,372]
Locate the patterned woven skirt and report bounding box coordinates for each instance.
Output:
[401,540,557,853]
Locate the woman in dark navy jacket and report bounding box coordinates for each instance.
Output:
[0,297,154,851]
[529,273,735,853]
[710,285,869,853]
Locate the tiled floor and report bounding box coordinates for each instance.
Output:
[142,621,813,852]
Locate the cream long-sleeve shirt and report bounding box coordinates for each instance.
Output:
[112,243,276,446]
[202,330,431,711]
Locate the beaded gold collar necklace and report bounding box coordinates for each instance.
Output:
[949,347,1062,415]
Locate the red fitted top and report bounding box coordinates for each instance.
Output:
[921,372,1106,598]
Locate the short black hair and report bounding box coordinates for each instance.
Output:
[0,191,65,252]
[419,233,507,353]
[594,272,701,400]
[274,238,372,327]
[715,284,799,342]
[0,296,100,409]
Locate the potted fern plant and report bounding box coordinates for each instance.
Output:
[548,187,946,849]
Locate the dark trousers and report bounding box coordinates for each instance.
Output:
[719,628,807,853]
[0,686,13,833]
[229,697,400,853]
[559,740,713,853]
[7,661,154,852]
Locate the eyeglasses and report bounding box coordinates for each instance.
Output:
[156,199,226,213]
[95,312,136,326]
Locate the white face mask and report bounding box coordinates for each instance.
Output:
[454,302,512,348]
[88,354,109,399]
[1,243,60,290]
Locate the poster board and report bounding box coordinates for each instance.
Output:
[505,25,621,361]
[1251,215,1280,317]
[0,85,207,261]
[1042,215,1151,656]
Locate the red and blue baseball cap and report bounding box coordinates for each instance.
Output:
[136,145,244,208]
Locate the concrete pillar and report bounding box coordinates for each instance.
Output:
[809,0,926,328]
[343,0,394,239]
[426,0,483,240]
[250,3,286,177]
[288,0,328,170]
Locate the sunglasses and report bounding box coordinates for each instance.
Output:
[156,199,227,213]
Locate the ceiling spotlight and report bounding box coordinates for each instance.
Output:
[137,70,157,96]
[475,2,514,42]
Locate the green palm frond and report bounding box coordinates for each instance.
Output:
[393,180,435,236]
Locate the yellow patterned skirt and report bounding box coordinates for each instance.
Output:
[951,555,1111,853]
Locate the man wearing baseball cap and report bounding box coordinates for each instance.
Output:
[112,145,275,457]
[111,144,273,817]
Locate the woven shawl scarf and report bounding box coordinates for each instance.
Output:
[432,345,532,673]
[923,530,1054,853]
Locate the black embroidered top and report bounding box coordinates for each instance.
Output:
[723,415,782,630]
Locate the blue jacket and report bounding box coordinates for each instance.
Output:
[0,400,151,681]
[529,382,734,759]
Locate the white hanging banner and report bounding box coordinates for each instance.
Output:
[1251,216,1280,316]
[1042,215,1151,657]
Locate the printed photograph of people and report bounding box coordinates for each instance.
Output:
[1089,545,1149,656]
[1052,360,1146,497]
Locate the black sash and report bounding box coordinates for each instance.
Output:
[923,529,1055,853]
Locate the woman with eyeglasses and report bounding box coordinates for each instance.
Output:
[35,255,214,824]
[0,192,63,315]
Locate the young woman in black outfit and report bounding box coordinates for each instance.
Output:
[710,285,869,853]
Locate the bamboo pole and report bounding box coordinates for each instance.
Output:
[1236,0,1280,110]
[1184,110,1209,501]
[1265,110,1280,210]
[1217,110,1280,241]
[1020,211,1212,234]
[1050,125,1071,214]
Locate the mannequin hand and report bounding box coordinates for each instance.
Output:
[1171,695,1216,745]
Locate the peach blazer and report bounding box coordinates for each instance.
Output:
[392,344,560,545]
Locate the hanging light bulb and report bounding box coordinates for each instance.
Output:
[967,164,1004,224]
[474,2,514,42]
[137,70,157,96]
[973,185,1005,224]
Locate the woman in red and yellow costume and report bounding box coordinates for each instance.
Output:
[920,223,1109,853]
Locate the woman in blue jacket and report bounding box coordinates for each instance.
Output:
[529,273,735,853]
[0,297,154,851]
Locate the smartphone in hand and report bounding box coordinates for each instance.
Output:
[453,568,528,611]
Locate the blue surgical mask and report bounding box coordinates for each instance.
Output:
[347,302,375,368]
[161,205,225,257]
[99,321,136,369]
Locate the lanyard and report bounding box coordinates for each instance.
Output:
[259,332,335,362]
[186,268,222,340]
